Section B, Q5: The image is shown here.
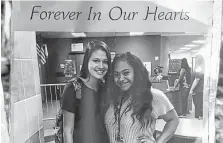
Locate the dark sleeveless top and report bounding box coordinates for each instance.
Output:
[61,82,109,143]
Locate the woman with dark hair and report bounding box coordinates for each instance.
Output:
[103,52,179,143]
[189,55,205,119]
[61,40,111,143]
[173,58,191,117]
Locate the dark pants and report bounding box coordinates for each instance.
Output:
[193,92,203,118]
[180,87,190,115]
[172,90,182,115]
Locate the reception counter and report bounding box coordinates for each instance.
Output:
[155,118,203,143]
[152,81,201,142]
[151,80,192,116]
[152,81,182,115]
[166,90,182,115]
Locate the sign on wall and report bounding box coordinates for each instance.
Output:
[12,1,212,33]
[71,43,84,52]
[64,60,77,77]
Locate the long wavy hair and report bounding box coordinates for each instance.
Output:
[181,58,190,71]
[68,40,112,133]
[70,40,112,93]
[78,40,112,83]
[70,40,112,106]
[102,52,153,128]
[181,58,191,84]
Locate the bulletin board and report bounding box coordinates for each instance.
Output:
[63,60,77,77]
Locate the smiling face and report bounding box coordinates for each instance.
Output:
[88,49,108,80]
[113,60,134,91]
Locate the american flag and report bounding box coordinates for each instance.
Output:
[36,43,48,65]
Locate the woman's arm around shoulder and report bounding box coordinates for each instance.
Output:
[173,68,186,89]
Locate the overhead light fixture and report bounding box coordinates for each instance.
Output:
[71,33,86,37]
[185,44,198,47]
[129,32,144,36]
[192,40,206,44]
[174,49,187,52]
[178,49,188,51]
[180,47,191,50]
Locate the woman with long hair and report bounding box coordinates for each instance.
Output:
[189,55,205,119]
[173,58,191,117]
[103,52,179,143]
[61,40,111,143]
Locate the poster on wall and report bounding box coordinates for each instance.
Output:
[71,43,84,52]
[60,64,65,69]
[64,60,77,77]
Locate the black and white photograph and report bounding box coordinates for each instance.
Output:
[35,32,208,143]
[1,1,223,143]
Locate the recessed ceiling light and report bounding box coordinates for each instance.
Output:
[180,47,191,50]
[185,44,199,47]
[174,49,187,53]
[71,33,86,37]
[129,32,144,36]
[192,40,206,44]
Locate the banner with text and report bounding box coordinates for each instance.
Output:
[12,1,213,33]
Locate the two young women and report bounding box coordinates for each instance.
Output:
[61,40,179,143]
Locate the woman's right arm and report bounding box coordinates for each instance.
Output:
[189,78,200,95]
[63,110,75,143]
[61,83,77,143]
[173,68,185,89]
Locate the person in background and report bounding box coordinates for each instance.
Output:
[61,40,111,143]
[103,52,179,143]
[173,58,191,117]
[189,55,205,119]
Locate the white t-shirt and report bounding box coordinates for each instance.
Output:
[104,88,174,143]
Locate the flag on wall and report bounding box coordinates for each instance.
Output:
[44,44,48,58]
[36,43,47,65]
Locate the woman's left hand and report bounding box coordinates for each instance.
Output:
[137,135,156,143]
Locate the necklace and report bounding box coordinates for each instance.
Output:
[116,96,125,143]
